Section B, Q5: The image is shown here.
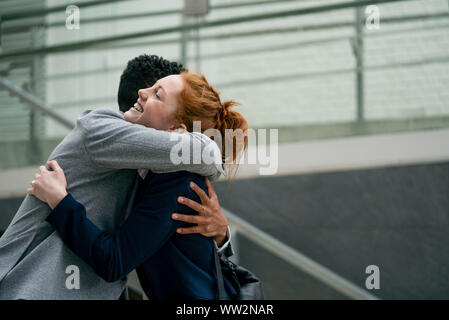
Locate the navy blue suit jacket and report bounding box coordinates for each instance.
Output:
[46,170,237,300]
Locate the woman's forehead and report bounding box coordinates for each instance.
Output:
[158,74,183,93]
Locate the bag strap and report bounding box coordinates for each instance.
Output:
[214,247,226,300]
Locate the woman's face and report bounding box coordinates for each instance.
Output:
[124,74,184,131]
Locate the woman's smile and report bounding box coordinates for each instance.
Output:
[126,99,145,122]
[133,100,144,113]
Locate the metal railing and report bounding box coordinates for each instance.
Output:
[0,0,413,61]
[225,208,380,300]
[0,76,75,129]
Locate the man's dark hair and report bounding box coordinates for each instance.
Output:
[117,54,187,113]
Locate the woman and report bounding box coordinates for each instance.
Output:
[28,71,248,300]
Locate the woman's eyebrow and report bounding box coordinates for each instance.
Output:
[158,85,167,96]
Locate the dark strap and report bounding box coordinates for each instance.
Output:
[214,247,226,300]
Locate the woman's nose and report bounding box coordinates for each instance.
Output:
[138,89,148,100]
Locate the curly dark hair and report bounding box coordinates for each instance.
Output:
[117,54,187,113]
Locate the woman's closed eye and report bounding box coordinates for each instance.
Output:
[155,88,161,100]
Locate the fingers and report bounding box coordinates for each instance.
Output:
[27,182,38,195]
[178,196,205,214]
[189,181,209,204]
[176,225,214,236]
[172,213,209,225]
[47,160,62,172]
[205,177,217,200]
[39,166,48,174]
[176,225,202,235]
[172,213,219,237]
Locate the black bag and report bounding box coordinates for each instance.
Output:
[214,248,264,300]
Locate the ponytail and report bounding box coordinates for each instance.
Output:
[176,71,249,165]
[216,100,248,164]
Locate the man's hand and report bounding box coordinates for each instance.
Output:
[172,177,228,247]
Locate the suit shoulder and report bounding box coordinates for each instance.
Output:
[76,108,128,137]
[77,108,124,125]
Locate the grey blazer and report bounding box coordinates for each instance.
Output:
[0,109,224,300]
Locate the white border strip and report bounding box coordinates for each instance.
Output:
[233,128,449,179]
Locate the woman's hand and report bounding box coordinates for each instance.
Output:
[172,177,228,246]
[27,160,68,209]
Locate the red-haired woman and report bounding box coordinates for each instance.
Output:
[28,71,248,300]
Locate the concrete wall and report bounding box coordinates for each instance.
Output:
[213,161,449,299]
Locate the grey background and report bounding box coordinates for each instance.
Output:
[213,162,449,299]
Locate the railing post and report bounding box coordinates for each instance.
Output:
[180,14,187,66]
[355,6,365,128]
[195,16,201,72]
[28,26,46,165]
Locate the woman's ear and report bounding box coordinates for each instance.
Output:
[168,123,187,133]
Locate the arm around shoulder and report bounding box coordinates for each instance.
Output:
[78,109,224,179]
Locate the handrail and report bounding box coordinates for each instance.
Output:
[223,207,380,300]
[0,76,75,129]
[0,0,134,22]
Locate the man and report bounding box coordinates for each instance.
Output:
[0,55,230,299]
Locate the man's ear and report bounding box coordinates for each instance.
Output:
[168,123,187,133]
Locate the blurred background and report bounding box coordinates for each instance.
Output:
[0,0,448,299]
